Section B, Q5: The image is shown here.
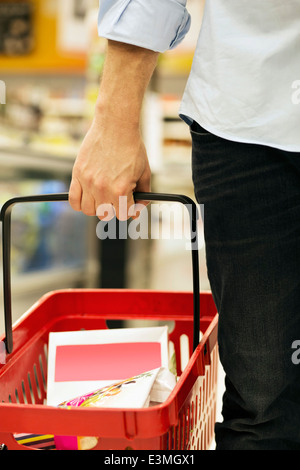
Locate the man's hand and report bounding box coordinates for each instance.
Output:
[69,40,158,220]
[69,115,151,220]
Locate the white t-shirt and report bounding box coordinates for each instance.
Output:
[98,0,300,152]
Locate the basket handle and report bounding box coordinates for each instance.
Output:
[0,192,200,355]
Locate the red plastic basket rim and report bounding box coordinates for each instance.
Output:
[0,290,218,439]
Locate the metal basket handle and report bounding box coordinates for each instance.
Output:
[0,192,200,355]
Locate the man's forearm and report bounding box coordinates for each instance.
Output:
[69,40,158,219]
[95,40,159,126]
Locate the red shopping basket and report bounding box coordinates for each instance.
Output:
[0,192,218,451]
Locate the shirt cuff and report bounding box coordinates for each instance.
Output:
[98,0,191,53]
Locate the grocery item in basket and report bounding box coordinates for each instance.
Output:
[54,368,160,450]
[59,368,160,409]
[47,326,169,407]
[14,433,56,450]
[149,367,177,405]
[54,435,98,451]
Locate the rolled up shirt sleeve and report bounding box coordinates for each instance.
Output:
[98,0,191,52]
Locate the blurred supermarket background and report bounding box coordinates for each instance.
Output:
[0,0,224,445]
[0,0,215,341]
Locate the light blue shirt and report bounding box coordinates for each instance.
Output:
[98,0,300,153]
[98,0,191,52]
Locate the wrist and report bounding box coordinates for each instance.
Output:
[94,95,142,129]
[93,40,158,128]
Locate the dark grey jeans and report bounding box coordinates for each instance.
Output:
[191,121,300,450]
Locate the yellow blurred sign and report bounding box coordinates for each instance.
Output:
[0,0,86,74]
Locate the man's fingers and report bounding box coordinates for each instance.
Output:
[70,183,149,221]
[81,191,97,216]
[69,151,151,221]
[70,177,97,217]
[69,178,82,212]
[113,193,135,221]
